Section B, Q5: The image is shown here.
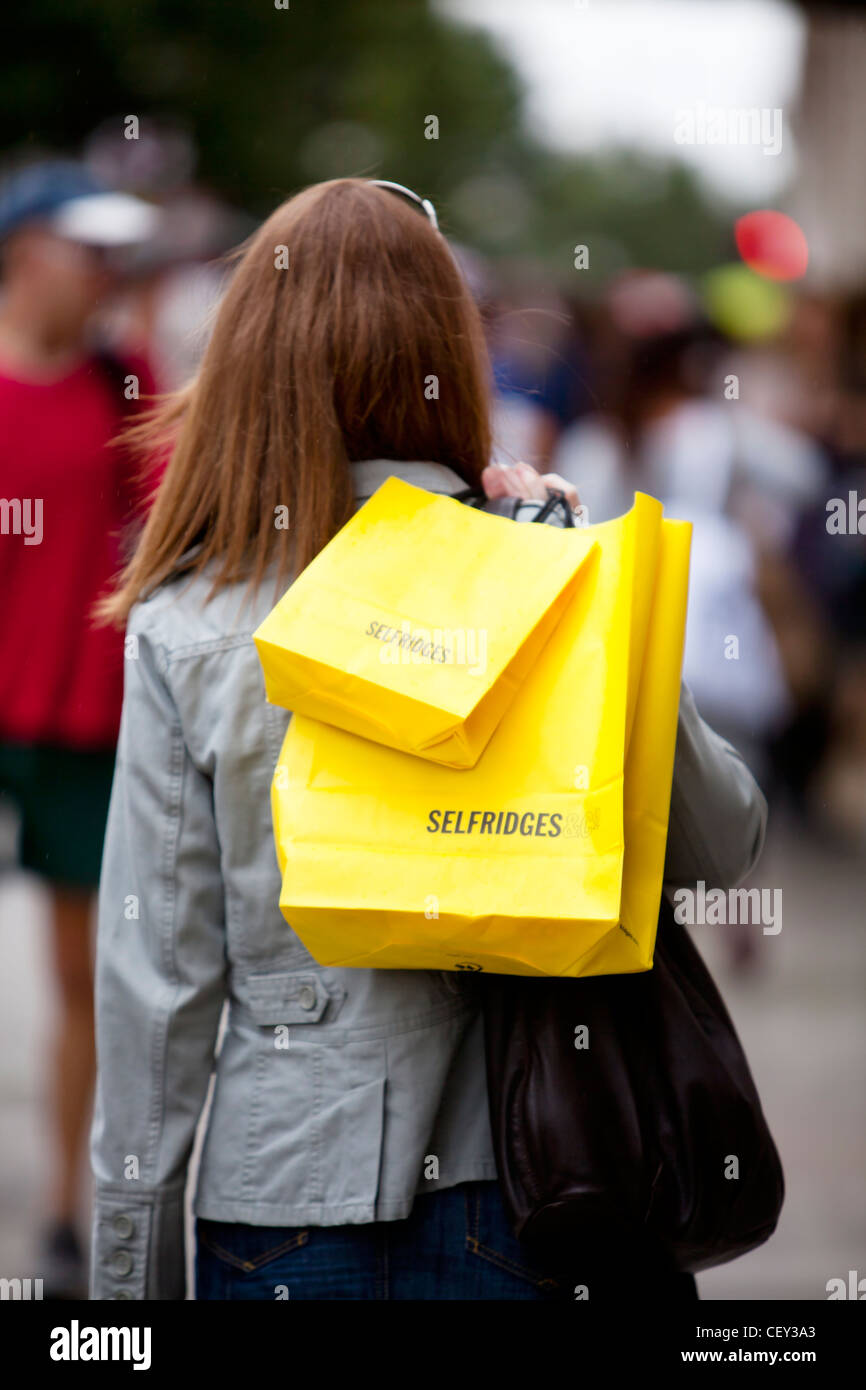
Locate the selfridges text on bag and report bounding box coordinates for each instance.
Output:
[263,492,692,977]
[254,476,597,769]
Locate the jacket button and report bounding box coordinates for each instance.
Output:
[298,985,317,1011]
[110,1250,134,1277]
[112,1213,134,1239]
[114,1289,134,1300]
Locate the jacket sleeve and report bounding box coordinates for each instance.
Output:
[89,609,227,1300]
[664,682,768,890]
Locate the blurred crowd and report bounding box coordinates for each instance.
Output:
[485,266,866,858]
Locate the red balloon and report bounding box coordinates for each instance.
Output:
[735,210,809,281]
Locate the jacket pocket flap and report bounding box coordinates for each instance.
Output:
[241,972,336,1024]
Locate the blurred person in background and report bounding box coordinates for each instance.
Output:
[83,116,252,390]
[554,272,828,789]
[0,160,160,1296]
[780,292,866,846]
[486,280,594,472]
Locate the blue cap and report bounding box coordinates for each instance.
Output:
[0,161,104,238]
[0,159,158,246]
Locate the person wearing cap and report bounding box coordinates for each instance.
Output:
[0,159,161,1297]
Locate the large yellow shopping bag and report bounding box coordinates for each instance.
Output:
[253,476,596,769]
[269,494,690,976]
[575,515,692,974]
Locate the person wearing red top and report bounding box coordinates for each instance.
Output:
[0,351,158,747]
[0,161,161,1297]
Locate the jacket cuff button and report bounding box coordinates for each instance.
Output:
[110,1250,134,1277]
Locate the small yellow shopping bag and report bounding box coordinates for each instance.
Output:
[254,476,596,769]
[269,493,690,977]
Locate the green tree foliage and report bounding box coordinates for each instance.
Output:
[0,0,730,274]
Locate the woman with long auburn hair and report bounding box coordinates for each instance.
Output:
[89,178,767,1301]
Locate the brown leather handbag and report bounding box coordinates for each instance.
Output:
[482,895,785,1274]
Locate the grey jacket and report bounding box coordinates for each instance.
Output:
[89,458,768,1300]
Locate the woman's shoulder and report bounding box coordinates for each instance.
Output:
[128,560,284,662]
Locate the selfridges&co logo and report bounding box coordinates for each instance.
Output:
[367,619,452,664]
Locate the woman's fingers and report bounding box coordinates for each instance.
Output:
[537,472,581,510]
[480,463,512,499]
[481,462,538,498]
[511,462,547,497]
[481,462,546,500]
[482,463,582,512]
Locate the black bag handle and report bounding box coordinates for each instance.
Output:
[450,486,487,507]
[452,485,576,528]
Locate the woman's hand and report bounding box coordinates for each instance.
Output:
[481,461,581,512]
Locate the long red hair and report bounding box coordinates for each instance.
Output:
[98,177,492,627]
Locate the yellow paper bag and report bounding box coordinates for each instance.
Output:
[270,494,689,977]
[254,476,596,769]
[576,516,692,975]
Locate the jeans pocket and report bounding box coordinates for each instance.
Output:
[463,1184,561,1292]
[196,1220,309,1274]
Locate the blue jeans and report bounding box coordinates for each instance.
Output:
[195,1180,698,1301]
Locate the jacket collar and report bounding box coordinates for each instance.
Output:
[351,458,468,503]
